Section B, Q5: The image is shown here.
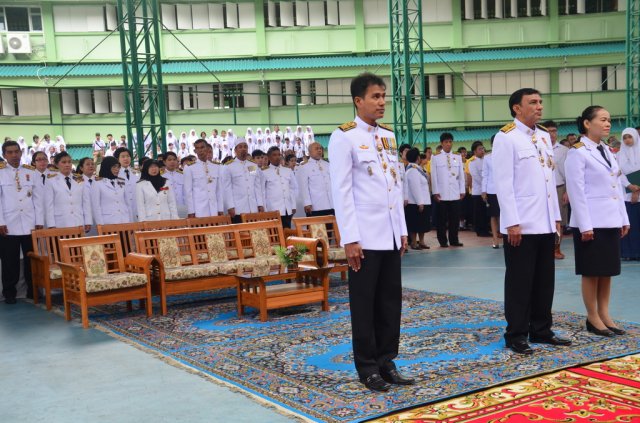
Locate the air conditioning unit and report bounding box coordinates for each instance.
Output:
[7,34,31,54]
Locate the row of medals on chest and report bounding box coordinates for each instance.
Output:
[367,136,398,185]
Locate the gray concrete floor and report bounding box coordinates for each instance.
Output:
[1,234,638,422]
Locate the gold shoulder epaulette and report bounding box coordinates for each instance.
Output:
[261,165,269,170]
[224,159,235,165]
[338,121,356,132]
[536,124,548,132]
[74,175,84,182]
[176,169,183,174]
[160,169,165,175]
[467,155,476,161]
[0,161,6,169]
[247,158,255,164]
[378,122,393,132]
[22,164,35,170]
[186,161,196,166]
[47,173,58,179]
[95,176,103,181]
[572,142,585,149]
[434,151,441,156]
[500,122,516,133]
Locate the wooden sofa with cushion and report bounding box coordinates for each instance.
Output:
[57,234,154,328]
[292,215,348,279]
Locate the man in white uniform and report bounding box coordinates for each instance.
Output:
[115,147,140,222]
[468,141,491,237]
[261,146,297,228]
[184,139,224,218]
[492,88,571,355]
[298,142,333,216]
[329,73,412,392]
[222,140,264,223]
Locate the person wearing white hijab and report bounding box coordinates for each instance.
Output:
[303,126,314,153]
[166,130,177,148]
[284,126,294,142]
[255,128,264,145]
[227,129,236,154]
[179,132,189,153]
[618,128,640,260]
[55,135,66,153]
[273,125,283,141]
[17,136,29,165]
[188,129,198,151]
[177,142,191,160]
[264,128,273,147]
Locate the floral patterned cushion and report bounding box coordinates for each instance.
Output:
[82,244,108,277]
[328,248,346,261]
[164,263,220,281]
[310,224,330,246]
[228,248,258,259]
[85,272,147,293]
[206,233,228,262]
[180,253,209,264]
[49,265,62,280]
[300,254,315,262]
[158,238,181,268]
[251,229,272,258]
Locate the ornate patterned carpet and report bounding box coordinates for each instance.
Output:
[370,354,640,422]
[83,285,640,423]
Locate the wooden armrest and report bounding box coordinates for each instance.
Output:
[286,236,329,268]
[28,253,49,265]
[56,262,84,275]
[125,252,155,270]
[284,228,297,239]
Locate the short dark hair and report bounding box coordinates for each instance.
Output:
[350,72,385,102]
[566,133,577,138]
[2,140,19,154]
[114,147,132,159]
[31,151,47,165]
[471,141,484,153]
[284,153,296,163]
[440,132,453,143]
[542,120,557,129]
[107,133,113,137]
[399,143,411,155]
[252,149,266,158]
[53,151,71,164]
[267,146,280,155]
[33,135,39,141]
[490,134,496,147]
[165,151,177,160]
[457,146,467,153]
[508,88,540,118]
[576,105,605,135]
[76,157,92,173]
[194,138,207,148]
[406,147,420,163]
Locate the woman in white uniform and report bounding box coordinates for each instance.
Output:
[44,152,92,231]
[90,156,132,225]
[136,160,179,221]
[405,147,432,249]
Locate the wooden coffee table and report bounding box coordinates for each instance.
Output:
[228,263,334,322]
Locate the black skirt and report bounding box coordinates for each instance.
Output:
[573,228,621,276]
[487,194,500,217]
[405,204,431,233]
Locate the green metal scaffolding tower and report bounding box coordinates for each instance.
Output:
[117,0,167,158]
[628,0,640,127]
[389,0,427,149]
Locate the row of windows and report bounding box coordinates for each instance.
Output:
[0,67,626,117]
[265,1,355,27]
[462,0,622,20]
[0,6,42,32]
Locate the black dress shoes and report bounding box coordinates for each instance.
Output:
[439,243,449,248]
[529,335,572,346]
[586,319,615,337]
[606,326,626,335]
[506,339,533,355]
[450,243,464,247]
[381,369,415,385]
[360,374,391,392]
[5,297,17,305]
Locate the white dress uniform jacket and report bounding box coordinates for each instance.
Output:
[298,158,333,211]
[492,119,561,234]
[430,151,465,201]
[405,163,431,206]
[565,137,629,232]
[468,156,484,196]
[222,158,263,214]
[481,153,496,194]
[0,163,44,235]
[118,167,139,222]
[135,180,179,221]
[261,164,298,216]
[552,142,569,186]
[183,159,224,217]
[328,116,408,250]
[161,169,185,206]
[45,173,92,228]
[90,177,132,225]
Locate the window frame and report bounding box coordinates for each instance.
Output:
[0,5,43,32]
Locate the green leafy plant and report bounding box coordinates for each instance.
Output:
[275,244,308,267]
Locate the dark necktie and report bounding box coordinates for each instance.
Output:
[41,174,45,185]
[89,178,93,185]
[125,169,130,180]
[65,176,71,189]
[111,180,115,187]
[596,144,611,167]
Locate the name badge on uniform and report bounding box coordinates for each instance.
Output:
[359,145,369,150]
[248,165,257,174]
[26,174,30,182]
[27,190,32,197]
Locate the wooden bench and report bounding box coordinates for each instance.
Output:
[187,215,232,228]
[240,210,281,223]
[29,226,85,310]
[142,219,187,231]
[133,220,324,315]
[97,222,145,256]
[292,215,348,280]
[57,234,154,328]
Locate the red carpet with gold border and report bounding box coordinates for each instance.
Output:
[370,354,640,422]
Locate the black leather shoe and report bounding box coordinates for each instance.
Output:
[381,369,415,385]
[506,339,533,355]
[439,244,449,248]
[5,297,17,305]
[529,335,572,346]
[450,243,464,247]
[586,319,615,337]
[360,374,391,392]
[606,326,626,335]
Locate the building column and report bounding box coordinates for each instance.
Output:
[255,0,267,56]
[453,75,465,127]
[259,82,270,126]
[40,3,58,61]
[451,0,463,49]
[547,0,559,44]
[354,0,365,53]
[547,68,560,120]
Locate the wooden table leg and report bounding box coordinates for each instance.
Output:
[321,270,330,311]
[236,280,244,316]
[259,279,267,322]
